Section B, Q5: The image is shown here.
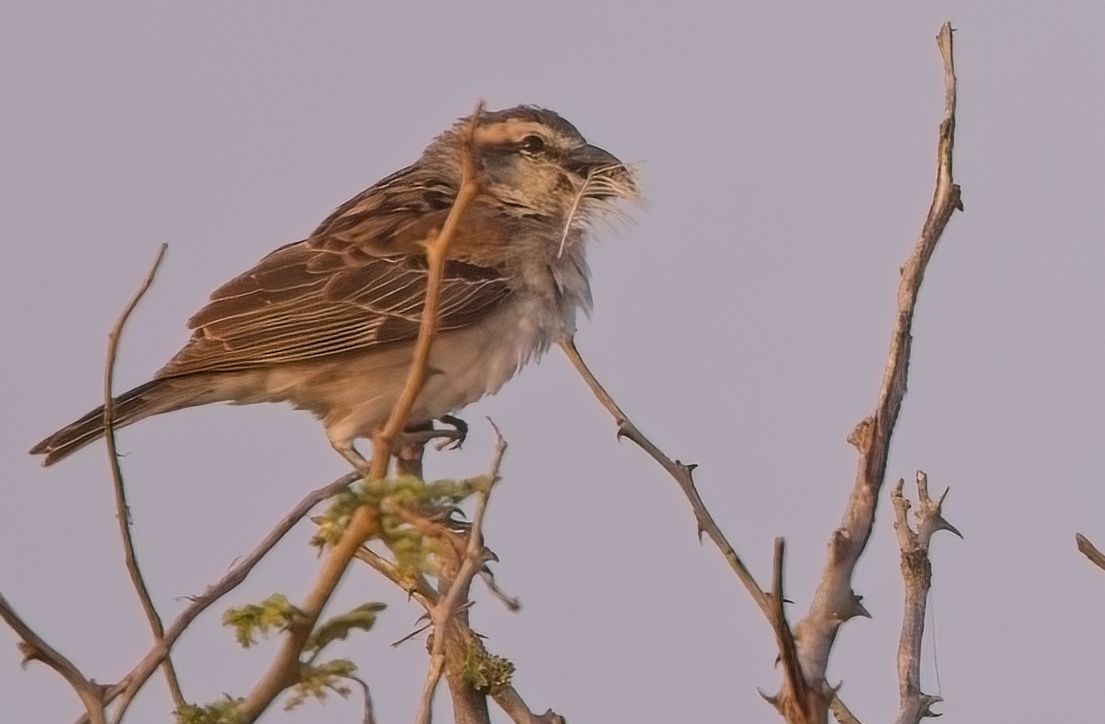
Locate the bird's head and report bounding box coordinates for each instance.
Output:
[425,105,639,223]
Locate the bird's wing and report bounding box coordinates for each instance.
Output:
[156,231,512,378]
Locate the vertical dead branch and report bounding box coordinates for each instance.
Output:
[890,472,961,724]
[787,23,961,720]
[236,101,485,722]
[100,242,186,712]
[0,595,106,724]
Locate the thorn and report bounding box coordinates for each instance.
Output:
[936,485,952,508]
[935,515,964,540]
[842,593,871,620]
[756,688,779,707]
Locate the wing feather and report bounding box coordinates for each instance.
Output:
[158,237,511,378]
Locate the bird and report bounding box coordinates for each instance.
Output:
[30,105,637,475]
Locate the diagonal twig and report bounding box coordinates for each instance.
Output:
[71,474,357,724]
[235,101,485,722]
[558,337,770,617]
[100,242,186,713]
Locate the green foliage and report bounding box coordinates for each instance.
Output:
[306,602,387,652]
[222,594,304,648]
[310,474,490,577]
[175,697,245,724]
[283,658,358,712]
[463,650,515,694]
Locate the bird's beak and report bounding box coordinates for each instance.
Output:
[568,144,637,200]
[568,143,625,176]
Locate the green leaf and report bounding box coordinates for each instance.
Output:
[307,602,387,652]
[175,697,245,724]
[222,594,303,648]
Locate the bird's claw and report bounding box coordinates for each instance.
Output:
[435,414,468,451]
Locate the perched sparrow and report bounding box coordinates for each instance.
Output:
[31,106,637,474]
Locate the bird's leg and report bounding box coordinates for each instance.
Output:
[396,421,429,479]
[397,416,468,451]
[328,435,374,478]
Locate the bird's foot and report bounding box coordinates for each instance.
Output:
[399,416,468,451]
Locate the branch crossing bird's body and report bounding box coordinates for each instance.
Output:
[31,106,637,472]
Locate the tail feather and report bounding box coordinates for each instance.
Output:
[30,378,202,466]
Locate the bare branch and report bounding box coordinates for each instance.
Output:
[891,472,960,724]
[1076,533,1105,573]
[558,336,770,618]
[762,538,811,722]
[81,474,356,724]
[491,686,567,724]
[236,101,485,722]
[786,23,961,719]
[99,242,186,712]
[0,594,106,724]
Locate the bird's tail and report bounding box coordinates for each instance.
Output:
[30,378,207,466]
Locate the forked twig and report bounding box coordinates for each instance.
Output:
[891,472,961,724]
[99,242,186,715]
[80,475,356,724]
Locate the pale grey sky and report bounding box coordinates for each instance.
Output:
[2,3,1104,723]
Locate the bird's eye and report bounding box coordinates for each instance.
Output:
[519,135,546,154]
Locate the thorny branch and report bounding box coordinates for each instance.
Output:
[0,595,106,724]
[559,337,770,616]
[236,101,486,722]
[785,23,962,721]
[99,242,186,714]
[562,21,960,724]
[891,472,962,724]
